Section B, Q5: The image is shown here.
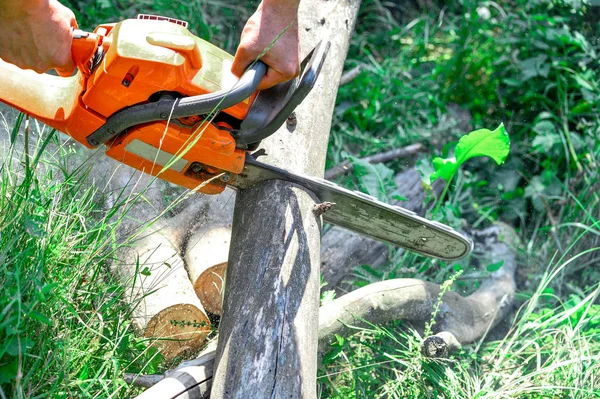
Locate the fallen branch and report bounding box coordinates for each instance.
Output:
[324,143,423,180]
[339,65,363,86]
[130,223,517,396]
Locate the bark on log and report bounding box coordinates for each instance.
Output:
[321,169,443,291]
[211,1,362,397]
[132,223,518,397]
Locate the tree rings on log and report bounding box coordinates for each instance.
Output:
[192,262,226,315]
[145,303,211,360]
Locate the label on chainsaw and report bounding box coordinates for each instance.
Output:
[125,139,188,172]
[231,158,474,261]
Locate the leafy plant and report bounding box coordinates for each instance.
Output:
[350,157,398,202]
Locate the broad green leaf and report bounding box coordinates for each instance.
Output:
[415,157,435,188]
[6,337,34,357]
[28,310,52,326]
[517,55,550,82]
[532,133,561,153]
[486,260,504,272]
[350,157,397,201]
[0,359,18,384]
[430,124,510,183]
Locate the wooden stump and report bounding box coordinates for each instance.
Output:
[210,0,362,396]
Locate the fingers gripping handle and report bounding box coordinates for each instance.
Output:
[69,30,102,76]
[0,29,97,126]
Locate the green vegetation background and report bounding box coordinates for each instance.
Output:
[0,0,599,398]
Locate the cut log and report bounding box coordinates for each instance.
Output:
[318,223,518,353]
[192,261,227,316]
[183,190,235,315]
[115,227,211,360]
[132,340,218,399]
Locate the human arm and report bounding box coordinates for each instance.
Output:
[231,0,301,91]
[0,0,77,73]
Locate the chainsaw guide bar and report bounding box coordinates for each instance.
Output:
[232,158,474,261]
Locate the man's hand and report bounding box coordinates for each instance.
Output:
[232,0,301,91]
[0,0,77,74]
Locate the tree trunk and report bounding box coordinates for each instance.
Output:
[210,1,362,397]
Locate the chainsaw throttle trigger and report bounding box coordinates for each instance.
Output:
[60,29,103,77]
[85,60,268,147]
[233,40,330,148]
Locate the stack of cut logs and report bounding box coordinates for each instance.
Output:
[114,188,236,360]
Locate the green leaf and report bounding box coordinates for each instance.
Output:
[350,157,397,201]
[320,290,336,306]
[391,194,407,202]
[532,133,561,153]
[6,337,34,357]
[28,310,52,326]
[486,260,504,272]
[24,214,46,238]
[0,359,18,384]
[416,157,435,188]
[140,267,152,276]
[430,124,510,183]
[517,55,550,82]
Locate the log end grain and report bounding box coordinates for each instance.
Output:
[145,303,211,360]
[193,262,227,315]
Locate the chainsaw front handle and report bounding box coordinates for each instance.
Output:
[86,60,268,146]
[234,40,330,148]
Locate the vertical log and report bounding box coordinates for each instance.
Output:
[211,1,361,397]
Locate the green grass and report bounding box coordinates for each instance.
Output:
[0,118,166,398]
[318,271,600,398]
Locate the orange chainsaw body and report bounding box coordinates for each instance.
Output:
[0,17,256,193]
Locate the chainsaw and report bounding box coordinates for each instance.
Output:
[0,15,473,261]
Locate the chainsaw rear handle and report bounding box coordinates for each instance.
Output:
[0,29,100,124]
[85,60,268,146]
